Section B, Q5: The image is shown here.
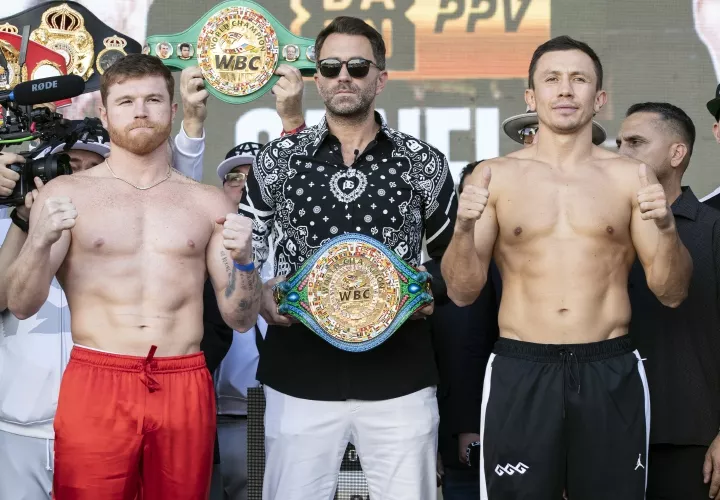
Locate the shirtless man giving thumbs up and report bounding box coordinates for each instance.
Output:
[442,36,692,500]
[5,55,261,499]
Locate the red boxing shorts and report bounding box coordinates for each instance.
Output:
[52,345,216,500]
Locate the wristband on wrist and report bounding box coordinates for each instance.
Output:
[234,261,255,272]
[281,122,306,137]
[11,209,29,233]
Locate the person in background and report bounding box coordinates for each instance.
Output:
[501,109,607,147]
[618,102,720,500]
[173,63,305,500]
[175,64,307,183]
[210,142,265,500]
[700,85,720,209]
[428,160,499,500]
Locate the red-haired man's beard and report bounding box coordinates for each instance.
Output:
[108,118,171,155]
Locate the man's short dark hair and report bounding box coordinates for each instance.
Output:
[528,36,603,90]
[100,54,174,105]
[315,16,386,70]
[626,102,696,157]
[179,43,191,51]
[459,160,483,194]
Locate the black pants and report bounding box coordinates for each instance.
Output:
[647,444,710,499]
[480,337,650,500]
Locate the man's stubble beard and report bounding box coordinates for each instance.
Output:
[321,80,377,120]
[108,119,171,156]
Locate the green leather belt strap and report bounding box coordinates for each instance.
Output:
[146,0,315,104]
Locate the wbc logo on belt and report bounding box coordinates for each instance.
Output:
[197,6,279,97]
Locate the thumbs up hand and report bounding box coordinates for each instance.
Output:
[637,163,673,230]
[456,165,491,232]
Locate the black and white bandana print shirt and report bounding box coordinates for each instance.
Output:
[239,112,458,276]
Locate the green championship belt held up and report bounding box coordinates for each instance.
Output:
[145,0,316,104]
[273,234,434,353]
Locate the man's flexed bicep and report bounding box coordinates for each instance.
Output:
[207,213,262,333]
[7,180,74,319]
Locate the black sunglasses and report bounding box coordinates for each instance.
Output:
[317,58,380,79]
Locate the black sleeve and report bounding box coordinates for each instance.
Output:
[428,258,500,437]
[200,278,234,374]
[712,218,720,304]
[423,153,458,260]
[446,270,500,436]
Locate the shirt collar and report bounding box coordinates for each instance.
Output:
[671,186,700,221]
[307,111,392,157]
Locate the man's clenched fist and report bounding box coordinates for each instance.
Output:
[456,165,491,232]
[272,65,305,131]
[217,213,253,266]
[33,197,78,247]
[180,66,209,137]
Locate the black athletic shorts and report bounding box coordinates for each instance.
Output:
[479,336,650,500]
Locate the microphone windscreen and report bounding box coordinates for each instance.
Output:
[12,75,85,106]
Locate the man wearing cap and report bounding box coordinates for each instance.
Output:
[209,141,268,500]
[502,109,608,147]
[170,65,304,500]
[700,84,720,210]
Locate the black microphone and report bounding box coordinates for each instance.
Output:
[0,75,85,105]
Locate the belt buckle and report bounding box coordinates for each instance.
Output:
[273,234,433,352]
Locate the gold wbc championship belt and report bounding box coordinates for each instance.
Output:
[273,234,434,352]
[146,0,316,105]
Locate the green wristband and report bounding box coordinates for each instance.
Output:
[145,0,316,105]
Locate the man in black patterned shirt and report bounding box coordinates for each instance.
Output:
[239,16,457,500]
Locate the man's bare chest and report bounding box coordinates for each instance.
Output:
[69,188,213,257]
[496,173,631,241]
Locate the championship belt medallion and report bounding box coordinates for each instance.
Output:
[29,3,95,81]
[273,234,433,352]
[146,0,316,104]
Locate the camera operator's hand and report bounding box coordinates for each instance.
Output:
[15,177,45,222]
[180,66,209,138]
[32,102,57,113]
[32,196,77,248]
[0,152,22,197]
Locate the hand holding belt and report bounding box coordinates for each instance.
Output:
[273,234,434,353]
[146,0,316,105]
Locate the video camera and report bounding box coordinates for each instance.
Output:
[0,75,87,207]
